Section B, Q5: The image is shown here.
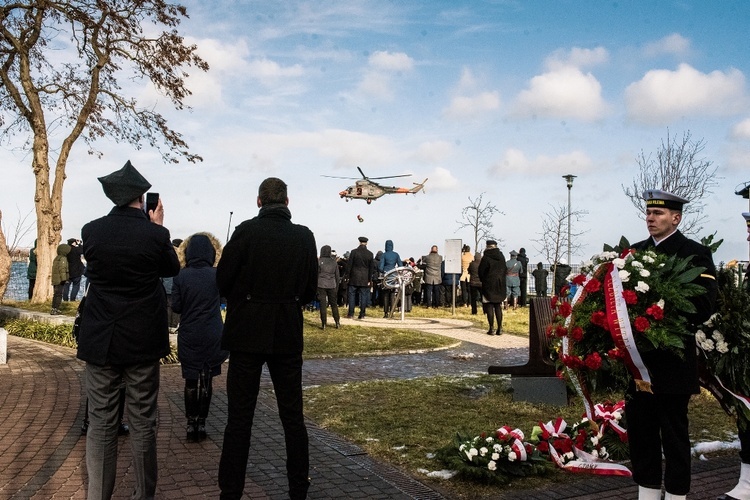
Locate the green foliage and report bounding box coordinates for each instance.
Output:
[0,317,77,347]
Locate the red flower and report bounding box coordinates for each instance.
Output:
[584,278,601,293]
[591,311,607,328]
[607,348,624,360]
[570,326,584,342]
[556,325,568,338]
[558,302,572,318]
[571,274,587,286]
[646,304,664,320]
[562,354,584,368]
[556,436,574,454]
[560,285,570,297]
[546,324,554,338]
[556,370,565,380]
[551,296,558,308]
[584,352,602,370]
[622,290,638,305]
[634,316,650,332]
[537,441,549,453]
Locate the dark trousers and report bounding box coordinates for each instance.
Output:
[347,285,370,318]
[52,284,64,310]
[460,281,470,306]
[469,285,481,314]
[519,277,528,306]
[485,302,503,331]
[317,287,340,326]
[625,390,691,495]
[219,352,309,500]
[740,425,750,464]
[63,275,82,301]
[27,278,36,300]
[425,283,441,307]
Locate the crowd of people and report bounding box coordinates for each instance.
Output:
[24,158,748,500]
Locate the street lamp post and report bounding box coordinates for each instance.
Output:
[563,174,577,264]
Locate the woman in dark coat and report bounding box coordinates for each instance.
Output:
[171,233,228,441]
[317,245,340,329]
[467,252,483,315]
[477,241,507,335]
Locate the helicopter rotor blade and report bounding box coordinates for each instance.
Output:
[357,166,367,179]
[367,173,413,180]
[321,175,360,180]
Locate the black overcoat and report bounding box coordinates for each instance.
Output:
[217,204,317,354]
[77,206,180,365]
[632,230,717,394]
[478,247,507,303]
[345,244,374,287]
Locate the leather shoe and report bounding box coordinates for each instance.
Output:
[334,322,340,329]
[486,329,494,335]
[496,329,503,335]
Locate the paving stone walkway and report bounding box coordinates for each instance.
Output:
[0,308,743,499]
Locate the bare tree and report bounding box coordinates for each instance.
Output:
[0,211,12,302]
[532,204,588,291]
[622,130,719,236]
[456,193,504,252]
[0,207,34,257]
[1,1,208,302]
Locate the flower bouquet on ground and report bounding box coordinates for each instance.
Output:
[548,237,707,406]
[697,263,750,428]
[435,427,550,485]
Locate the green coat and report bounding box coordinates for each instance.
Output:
[51,244,71,285]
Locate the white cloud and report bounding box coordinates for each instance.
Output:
[368,51,414,72]
[425,166,459,190]
[357,51,414,100]
[488,148,594,176]
[247,58,305,84]
[643,33,691,58]
[512,66,608,121]
[625,63,746,124]
[442,91,501,120]
[544,46,609,70]
[731,118,750,140]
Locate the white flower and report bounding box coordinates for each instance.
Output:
[712,330,724,343]
[591,449,599,458]
[702,339,715,351]
[600,446,608,457]
[493,444,502,452]
[635,281,649,293]
[696,330,707,342]
[598,251,617,261]
[704,313,718,328]
[508,451,517,462]
[613,258,626,269]
[459,444,466,452]
[716,341,729,354]
[590,436,599,446]
[565,451,575,460]
[657,299,665,309]
[619,270,631,282]
[479,447,488,457]
[631,261,644,269]
[639,269,651,277]
[491,452,500,461]
[469,448,478,457]
[641,254,655,264]
[488,460,497,471]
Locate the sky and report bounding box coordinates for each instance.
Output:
[3,0,750,267]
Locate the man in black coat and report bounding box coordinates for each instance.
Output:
[63,238,84,301]
[517,247,529,306]
[626,190,717,500]
[345,236,374,319]
[217,178,317,500]
[77,160,180,499]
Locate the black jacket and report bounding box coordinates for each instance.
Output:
[478,247,507,303]
[632,230,717,394]
[217,204,317,354]
[346,244,374,287]
[172,234,228,378]
[77,206,180,365]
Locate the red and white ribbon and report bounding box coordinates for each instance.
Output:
[497,426,528,461]
[594,402,628,441]
[604,264,652,392]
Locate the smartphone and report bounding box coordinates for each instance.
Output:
[145,192,159,218]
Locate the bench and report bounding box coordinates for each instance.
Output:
[488,297,567,405]
[488,297,556,376]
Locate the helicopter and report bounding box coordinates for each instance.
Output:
[323,167,428,204]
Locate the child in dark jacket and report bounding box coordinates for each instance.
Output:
[50,243,70,315]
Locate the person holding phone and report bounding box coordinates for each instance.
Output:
[77,160,179,499]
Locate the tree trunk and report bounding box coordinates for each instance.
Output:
[0,211,12,302]
[30,146,62,304]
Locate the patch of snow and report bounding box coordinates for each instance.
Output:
[692,439,740,456]
[392,445,406,450]
[425,453,436,459]
[365,437,380,442]
[418,469,457,480]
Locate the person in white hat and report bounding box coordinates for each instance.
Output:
[627,190,718,500]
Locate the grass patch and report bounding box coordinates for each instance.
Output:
[392,303,531,336]
[303,374,738,498]
[1,299,79,315]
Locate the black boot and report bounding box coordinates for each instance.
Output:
[197,372,213,442]
[184,385,199,442]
